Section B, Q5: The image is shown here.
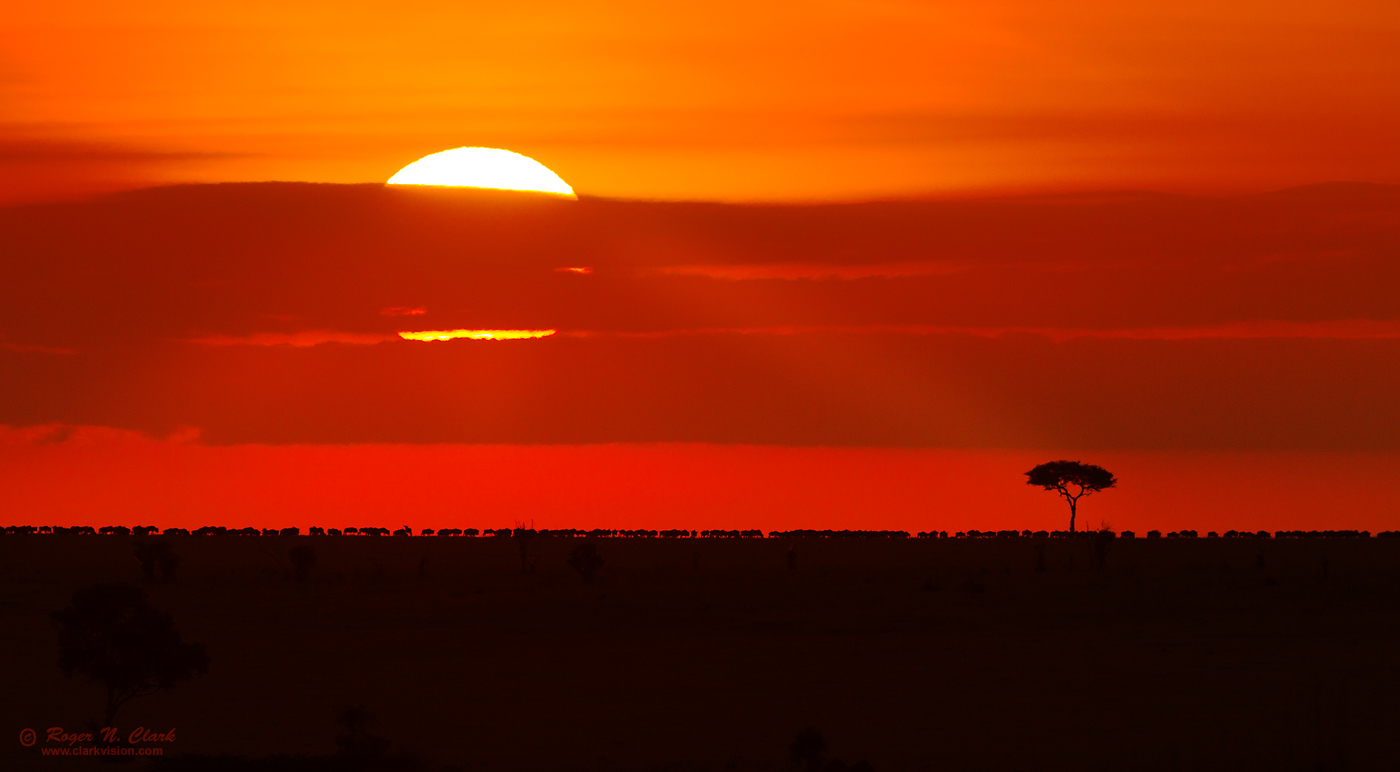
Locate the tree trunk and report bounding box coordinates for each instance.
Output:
[104,690,119,730]
[1069,499,1077,533]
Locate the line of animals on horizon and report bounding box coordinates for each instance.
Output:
[3,525,1390,539]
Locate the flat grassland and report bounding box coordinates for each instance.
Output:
[3,534,1398,771]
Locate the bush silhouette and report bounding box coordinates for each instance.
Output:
[790,727,828,771]
[789,728,874,772]
[332,705,424,770]
[290,545,317,582]
[568,543,604,582]
[1026,460,1117,532]
[134,541,181,583]
[51,582,209,727]
[1090,525,1115,569]
[147,705,425,771]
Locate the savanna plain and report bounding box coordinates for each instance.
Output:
[3,532,1397,771]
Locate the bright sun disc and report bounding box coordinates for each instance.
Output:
[387,147,575,197]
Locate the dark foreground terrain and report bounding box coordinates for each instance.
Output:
[3,532,1398,771]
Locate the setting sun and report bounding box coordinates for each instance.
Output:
[387,148,575,197]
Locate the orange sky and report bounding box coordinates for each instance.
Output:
[3,0,1400,203]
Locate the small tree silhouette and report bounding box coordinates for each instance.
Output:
[788,727,873,772]
[334,705,390,762]
[51,582,209,728]
[1090,523,1115,569]
[133,542,180,583]
[332,704,424,770]
[1026,460,1117,533]
[790,727,828,772]
[568,543,604,582]
[290,545,317,582]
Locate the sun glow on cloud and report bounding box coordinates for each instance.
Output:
[398,329,557,342]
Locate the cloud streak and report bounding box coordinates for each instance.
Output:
[183,331,397,347]
[176,319,1400,349]
[655,263,963,280]
[563,319,1400,342]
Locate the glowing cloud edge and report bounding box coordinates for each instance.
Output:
[398,329,557,342]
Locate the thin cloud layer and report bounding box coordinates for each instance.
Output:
[655,263,964,280]
[2,182,1399,450]
[563,320,1400,342]
[185,331,398,347]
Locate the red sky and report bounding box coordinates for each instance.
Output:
[3,184,1400,530]
[3,427,1398,534]
[2,2,1398,531]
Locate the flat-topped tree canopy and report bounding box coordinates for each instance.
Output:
[1026,460,1117,533]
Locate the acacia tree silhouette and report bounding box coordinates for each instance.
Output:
[1026,460,1117,533]
[51,582,209,728]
